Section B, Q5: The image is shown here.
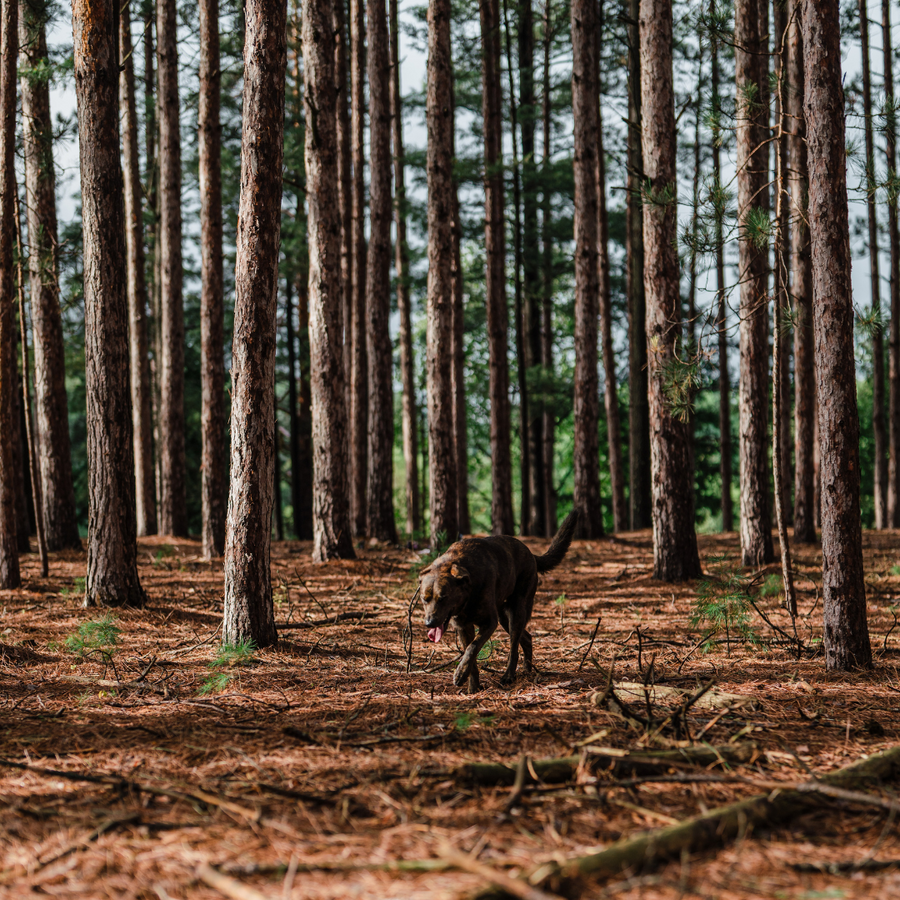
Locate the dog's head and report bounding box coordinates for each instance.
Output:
[419,562,471,643]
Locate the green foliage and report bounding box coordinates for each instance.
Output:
[641,179,677,210]
[153,544,176,567]
[659,355,703,423]
[477,639,497,661]
[199,673,232,696]
[742,206,772,249]
[60,576,86,597]
[758,573,784,599]
[454,711,495,731]
[200,640,258,695]
[65,614,120,657]
[691,557,760,655]
[410,531,451,579]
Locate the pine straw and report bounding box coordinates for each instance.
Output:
[0,530,898,899]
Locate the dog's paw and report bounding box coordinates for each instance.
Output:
[499,672,516,687]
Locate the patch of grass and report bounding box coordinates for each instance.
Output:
[199,672,231,695]
[692,556,760,656]
[60,576,86,598]
[64,614,120,657]
[758,572,784,599]
[454,711,496,731]
[199,640,258,695]
[890,564,900,576]
[554,594,568,607]
[153,544,176,567]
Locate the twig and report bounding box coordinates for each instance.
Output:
[439,843,565,900]
[197,863,275,900]
[406,585,420,674]
[35,813,140,871]
[503,755,529,813]
[577,616,602,672]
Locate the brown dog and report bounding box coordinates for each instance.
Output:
[419,511,578,692]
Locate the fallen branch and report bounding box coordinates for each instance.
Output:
[439,844,565,900]
[196,863,275,900]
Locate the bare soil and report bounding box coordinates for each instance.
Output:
[1,529,899,899]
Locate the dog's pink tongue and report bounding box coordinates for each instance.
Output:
[427,626,444,643]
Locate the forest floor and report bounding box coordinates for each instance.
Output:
[1,529,900,899]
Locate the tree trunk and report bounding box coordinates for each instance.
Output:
[596,0,625,533]
[450,81,471,535]
[789,0,815,543]
[156,0,186,536]
[426,0,459,546]
[349,0,368,538]
[364,0,396,543]
[627,0,650,531]
[295,270,314,539]
[0,0,20,587]
[222,0,286,646]
[736,0,773,567]
[73,0,145,607]
[20,0,81,551]
[273,406,284,543]
[521,0,544,537]
[481,0,514,536]
[541,0,556,537]
[860,0,887,528]
[304,0,356,562]
[390,0,419,538]
[639,0,701,582]
[199,0,227,557]
[803,0,872,671]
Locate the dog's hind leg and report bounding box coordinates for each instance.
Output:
[520,629,534,673]
[500,574,538,686]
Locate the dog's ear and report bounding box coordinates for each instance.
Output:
[449,564,470,583]
[419,564,432,577]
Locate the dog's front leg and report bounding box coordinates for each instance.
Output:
[453,616,497,693]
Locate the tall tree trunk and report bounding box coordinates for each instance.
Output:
[627,0,650,530]
[884,0,900,527]
[571,0,603,538]
[541,0,556,537]
[860,0,887,528]
[349,0,368,537]
[20,0,81,550]
[481,0,514,536]
[305,0,355,561]
[0,0,20,587]
[789,0,815,543]
[295,270,314,538]
[639,0,701,582]
[365,0,396,542]
[426,0,459,546]
[450,80,471,534]
[596,0,625,533]
[390,0,419,538]
[712,15,732,532]
[199,0,227,557]
[222,0,286,646]
[273,407,284,543]
[521,0,545,536]
[803,0,872,670]
[73,0,145,607]
[157,0,186,536]
[736,0,773,567]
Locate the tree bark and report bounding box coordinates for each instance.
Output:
[222,0,286,646]
[73,0,145,607]
[736,0,773,567]
[570,0,603,539]
[198,0,227,557]
[639,0,701,582]
[481,0,514,536]
[349,0,368,538]
[789,0,815,543]
[627,0,650,531]
[364,0,396,542]
[304,0,356,562]
[20,0,81,551]
[803,0,872,671]
[596,0,624,533]
[426,0,459,546]
[156,0,186,536]
[295,270,314,539]
[860,0,887,528]
[0,0,20,587]
[389,0,419,538]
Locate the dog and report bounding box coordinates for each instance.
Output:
[419,510,579,693]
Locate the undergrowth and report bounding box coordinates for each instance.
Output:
[200,640,258,695]
[692,556,760,655]
[64,614,120,657]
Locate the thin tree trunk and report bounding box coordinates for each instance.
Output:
[365,0,396,542]
[803,0,872,670]
[222,0,286,646]
[571,0,603,538]
[860,0,887,528]
[349,0,368,537]
[285,276,301,538]
[789,0,815,543]
[639,0,701,582]
[273,405,283,542]
[596,0,625,533]
[426,0,459,546]
[20,0,81,550]
[390,0,420,538]
[157,0,186,536]
[73,0,145,607]
[295,269,313,539]
[627,0,650,530]
[481,0,514,536]
[199,0,227,557]
[736,0,773,567]
[305,0,355,562]
[0,0,21,583]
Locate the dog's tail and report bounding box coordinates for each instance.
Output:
[534,510,579,574]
